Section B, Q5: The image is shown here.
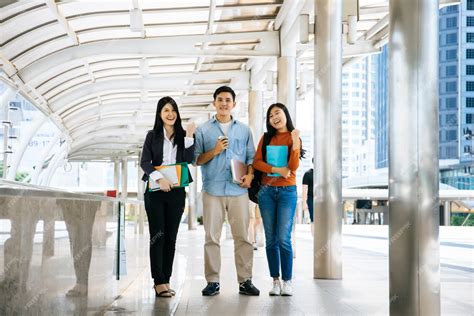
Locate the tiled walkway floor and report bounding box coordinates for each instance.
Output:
[104,224,473,316]
[2,223,472,315]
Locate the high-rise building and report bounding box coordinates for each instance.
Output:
[374,46,388,169]
[439,4,460,160]
[460,1,474,163]
[373,3,473,190]
[341,58,375,178]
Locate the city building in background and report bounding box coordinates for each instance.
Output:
[438,2,474,189]
[374,45,389,169]
[370,4,473,190]
[341,58,376,178]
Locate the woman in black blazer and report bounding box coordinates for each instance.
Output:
[140,96,195,297]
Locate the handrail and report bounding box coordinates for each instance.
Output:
[0,179,143,204]
[342,188,474,201]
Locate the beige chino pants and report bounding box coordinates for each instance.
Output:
[202,192,253,283]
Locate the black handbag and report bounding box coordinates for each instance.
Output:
[248,133,271,203]
[248,170,262,203]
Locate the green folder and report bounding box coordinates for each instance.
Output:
[177,162,189,187]
[148,162,190,192]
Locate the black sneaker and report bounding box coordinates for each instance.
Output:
[239,279,260,296]
[202,282,220,296]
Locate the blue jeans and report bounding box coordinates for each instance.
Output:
[258,185,297,281]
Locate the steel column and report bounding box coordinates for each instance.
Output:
[313,0,343,280]
[388,0,440,314]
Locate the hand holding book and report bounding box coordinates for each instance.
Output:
[157,178,172,192]
[239,174,253,188]
[271,166,291,178]
[266,145,289,177]
[148,163,190,192]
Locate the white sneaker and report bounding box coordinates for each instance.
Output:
[281,280,293,296]
[269,280,281,296]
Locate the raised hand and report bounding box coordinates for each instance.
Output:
[291,129,301,146]
[185,121,196,137]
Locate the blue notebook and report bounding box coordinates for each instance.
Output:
[266,145,288,177]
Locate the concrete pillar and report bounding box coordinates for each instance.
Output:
[121,159,128,199]
[137,155,145,234]
[249,90,264,140]
[2,103,8,178]
[1,88,15,178]
[249,59,265,140]
[278,20,297,119]
[277,57,297,119]
[42,210,55,258]
[188,165,197,230]
[388,0,440,315]
[444,201,451,226]
[114,160,120,194]
[313,0,343,280]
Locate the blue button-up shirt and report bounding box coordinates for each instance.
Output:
[194,116,255,196]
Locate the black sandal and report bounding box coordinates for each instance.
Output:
[154,286,172,298]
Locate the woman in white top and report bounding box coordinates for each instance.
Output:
[140,96,195,297]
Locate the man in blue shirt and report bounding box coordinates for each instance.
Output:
[194,86,260,296]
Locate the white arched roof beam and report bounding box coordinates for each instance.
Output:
[30,56,202,91]
[71,118,149,141]
[62,101,154,127]
[56,92,145,116]
[64,107,210,131]
[69,110,151,126]
[62,99,212,127]
[65,109,204,129]
[2,1,281,47]
[16,23,266,69]
[41,61,242,100]
[67,151,138,161]
[43,68,229,102]
[66,112,199,138]
[67,107,208,140]
[32,57,247,94]
[68,130,147,159]
[69,133,144,153]
[69,145,143,159]
[17,31,279,81]
[69,118,143,137]
[48,72,249,113]
[70,141,143,156]
[71,141,142,151]
[72,126,146,141]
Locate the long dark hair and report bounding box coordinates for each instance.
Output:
[265,103,306,159]
[153,96,185,148]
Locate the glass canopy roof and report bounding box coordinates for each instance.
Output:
[1,0,435,160]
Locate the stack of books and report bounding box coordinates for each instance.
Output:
[266,145,288,176]
[230,159,247,184]
[148,162,189,191]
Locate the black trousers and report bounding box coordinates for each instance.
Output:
[144,187,185,285]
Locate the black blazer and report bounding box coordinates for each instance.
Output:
[140,130,195,183]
